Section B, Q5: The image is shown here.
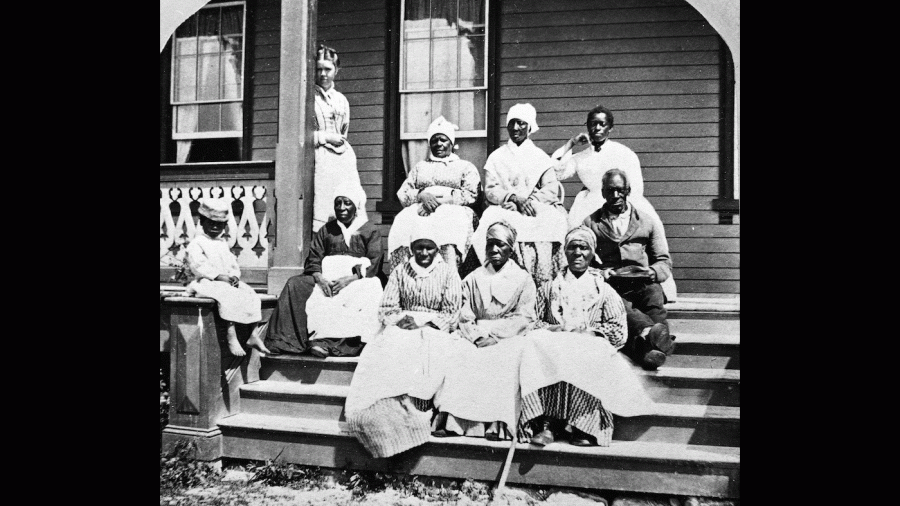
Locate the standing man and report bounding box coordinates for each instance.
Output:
[584,168,675,370]
[552,105,661,230]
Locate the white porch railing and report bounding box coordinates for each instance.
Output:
[160,185,270,270]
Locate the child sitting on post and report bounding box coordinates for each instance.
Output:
[185,198,270,357]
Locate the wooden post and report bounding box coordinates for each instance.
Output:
[268,0,318,296]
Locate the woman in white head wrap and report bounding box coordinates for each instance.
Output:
[431,220,539,440]
[344,215,471,458]
[516,225,654,447]
[387,116,483,276]
[263,181,384,357]
[475,103,569,322]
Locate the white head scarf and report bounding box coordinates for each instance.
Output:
[426,116,459,145]
[332,181,368,247]
[408,217,442,277]
[506,103,539,133]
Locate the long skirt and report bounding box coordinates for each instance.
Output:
[187,278,261,324]
[345,324,470,457]
[313,143,362,232]
[263,274,373,356]
[432,335,529,439]
[516,329,654,446]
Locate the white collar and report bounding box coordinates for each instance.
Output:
[409,254,443,278]
[426,152,460,164]
[335,213,368,248]
[480,261,522,307]
[506,138,534,152]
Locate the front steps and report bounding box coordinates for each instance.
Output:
[216,314,740,499]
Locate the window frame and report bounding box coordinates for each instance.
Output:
[169,0,248,141]
[379,0,500,218]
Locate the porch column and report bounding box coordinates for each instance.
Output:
[268,0,318,295]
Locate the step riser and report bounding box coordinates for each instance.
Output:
[238,394,739,446]
[220,427,739,499]
[260,360,356,385]
[641,379,740,407]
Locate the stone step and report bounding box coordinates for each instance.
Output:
[665,297,740,320]
[259,355,739,406]
[218,413,740,499]
[238,381,739,446]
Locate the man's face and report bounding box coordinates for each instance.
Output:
[586,112,612,145]
[507,119,529,145]
[201,217,226,238]
[601,173,630,214]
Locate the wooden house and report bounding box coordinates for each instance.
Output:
[160,0,740,500]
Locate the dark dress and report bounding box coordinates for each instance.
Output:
[263,220,385,355]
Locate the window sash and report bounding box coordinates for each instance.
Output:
[169,2,246,107]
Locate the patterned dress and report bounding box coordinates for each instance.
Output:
[312,84,362,231]
[518,267,653,446]
[345,257,469,458]
[387,153,482,273]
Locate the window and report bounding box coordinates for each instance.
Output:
[399,0,489,174]
[170,2,246,163]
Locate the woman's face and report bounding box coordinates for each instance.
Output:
[507,119,529,146]
[201,216,226,238]
[429,134,453,158]
[565,239,594,275]
[411,239,439,268]
[334,196,357,225]
[486,238,512,270]
[586,112,612,145]
[316,59,338,89]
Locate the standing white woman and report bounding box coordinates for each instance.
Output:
[311,43,363,232]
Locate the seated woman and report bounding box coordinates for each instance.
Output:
[432,220,538,440]
[345,222,468,458]
[387,116,482,274]
[518,226,654,447]
[474,103,568,320]
[263,182,384,357]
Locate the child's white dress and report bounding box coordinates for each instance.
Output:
[185,233,261,324]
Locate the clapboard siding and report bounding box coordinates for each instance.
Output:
[318,0,388,213]
[501,0,737,293]
[250,0,281,161]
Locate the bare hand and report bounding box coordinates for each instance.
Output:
[474,335,499,348]
[600,269,615,280]
[572,133,589,146]
[513,195,536,217]
[397,315,420,330]
[314,274,333,297]
[501,201,517,212]
[325,133,345,147]
[229,276,240,288]
[329,275,357,295]
[418,192,440,213]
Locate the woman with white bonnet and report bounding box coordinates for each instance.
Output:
[345,217,468,458]
[518,226,653,447]
[263,181,384,357]
[474,103,568,320]
[431,220,538,440]
[185,198,267,357]
[387,116,482,275]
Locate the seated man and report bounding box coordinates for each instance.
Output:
[583,168,675,370]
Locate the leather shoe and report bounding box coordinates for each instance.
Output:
[431,429,459,438]
[647,323,675,355]
[570,428,597,446]
[530,419,555,446]
[642,349,667,370]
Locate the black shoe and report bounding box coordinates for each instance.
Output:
[530,419,555,446]
[569,427,597,446]
[431,429,459,438]
[647,323,674,355]
[642,349,667,370]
